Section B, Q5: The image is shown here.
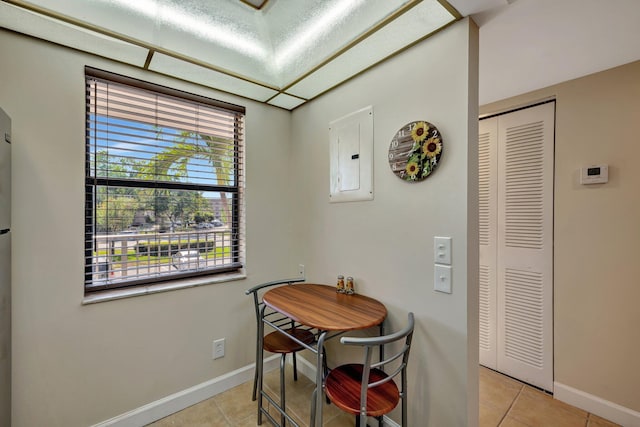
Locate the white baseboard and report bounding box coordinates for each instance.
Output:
[381,415,401,427]
[554,382,640,427]
[291,352,317,382]
[90,355,281,427]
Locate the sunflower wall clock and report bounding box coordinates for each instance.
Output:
[388,121,443,182]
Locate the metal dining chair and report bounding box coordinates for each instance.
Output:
[245,278,315,425]
[324,312,415,427]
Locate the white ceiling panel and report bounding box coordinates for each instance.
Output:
[0,1,148,67]
[9,0,159,44]
[148,53,278,102]
[267,93,306,110]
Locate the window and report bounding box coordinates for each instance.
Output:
[85,67,245,293]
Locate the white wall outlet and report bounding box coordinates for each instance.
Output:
[213,338,225,359]
[434,265,452,294]
[298,264,305,279]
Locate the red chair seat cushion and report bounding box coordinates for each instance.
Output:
[325,364,400,417]
[263,328,315,353]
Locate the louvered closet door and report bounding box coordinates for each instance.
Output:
[478,118,498,370]
[497,102,554,391]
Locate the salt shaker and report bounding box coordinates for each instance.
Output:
[336,275,345,293]
[346,276,354,294]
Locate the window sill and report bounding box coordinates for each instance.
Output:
[82,271,247,305]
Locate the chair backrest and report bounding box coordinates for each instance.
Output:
[340,312,415,420]
[245,278,305,324]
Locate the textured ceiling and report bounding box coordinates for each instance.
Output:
[0,0,464,109]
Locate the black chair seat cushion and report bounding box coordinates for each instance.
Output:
[263,328,315,354]
[325,363,400,417]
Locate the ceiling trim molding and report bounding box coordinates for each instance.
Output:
[238,0,269,10]
[143,50,154,70]
[264,91,306,104]
[437,0,464,19]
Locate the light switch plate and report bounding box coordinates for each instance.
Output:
[434,264,452,294]
[434,237,452,265]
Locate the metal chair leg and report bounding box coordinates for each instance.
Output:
[252,357,259,401]
[280,353,286,427]
[257,306,266,425]
[252,326,262,401]
[292,352,298,381]
[356,414,376,427]
[323,346,330,405]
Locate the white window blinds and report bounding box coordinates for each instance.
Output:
[84,67,245,292]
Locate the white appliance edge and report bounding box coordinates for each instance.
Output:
[0,106,11,427]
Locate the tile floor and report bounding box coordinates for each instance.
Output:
[479,367,620,427]
[148,366,622,426]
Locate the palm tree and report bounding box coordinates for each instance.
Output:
[147,130,235,225]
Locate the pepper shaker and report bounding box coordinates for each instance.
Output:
[336,275,345,293]
[346,276,354,294]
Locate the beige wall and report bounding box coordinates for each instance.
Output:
[480,60,640,412]
[290,19,479,426]
[0,30,296,427]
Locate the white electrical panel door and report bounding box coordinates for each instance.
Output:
[329,106,373,202]
[338,124,360,191]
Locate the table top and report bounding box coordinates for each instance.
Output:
[263,283,387,331]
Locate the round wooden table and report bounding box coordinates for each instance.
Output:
[263,283,387,331]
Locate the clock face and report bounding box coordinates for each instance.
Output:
[388,121,443,182]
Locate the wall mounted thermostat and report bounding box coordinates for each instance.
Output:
[580,164,608,184]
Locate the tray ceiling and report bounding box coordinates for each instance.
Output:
[0,0,461,109]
